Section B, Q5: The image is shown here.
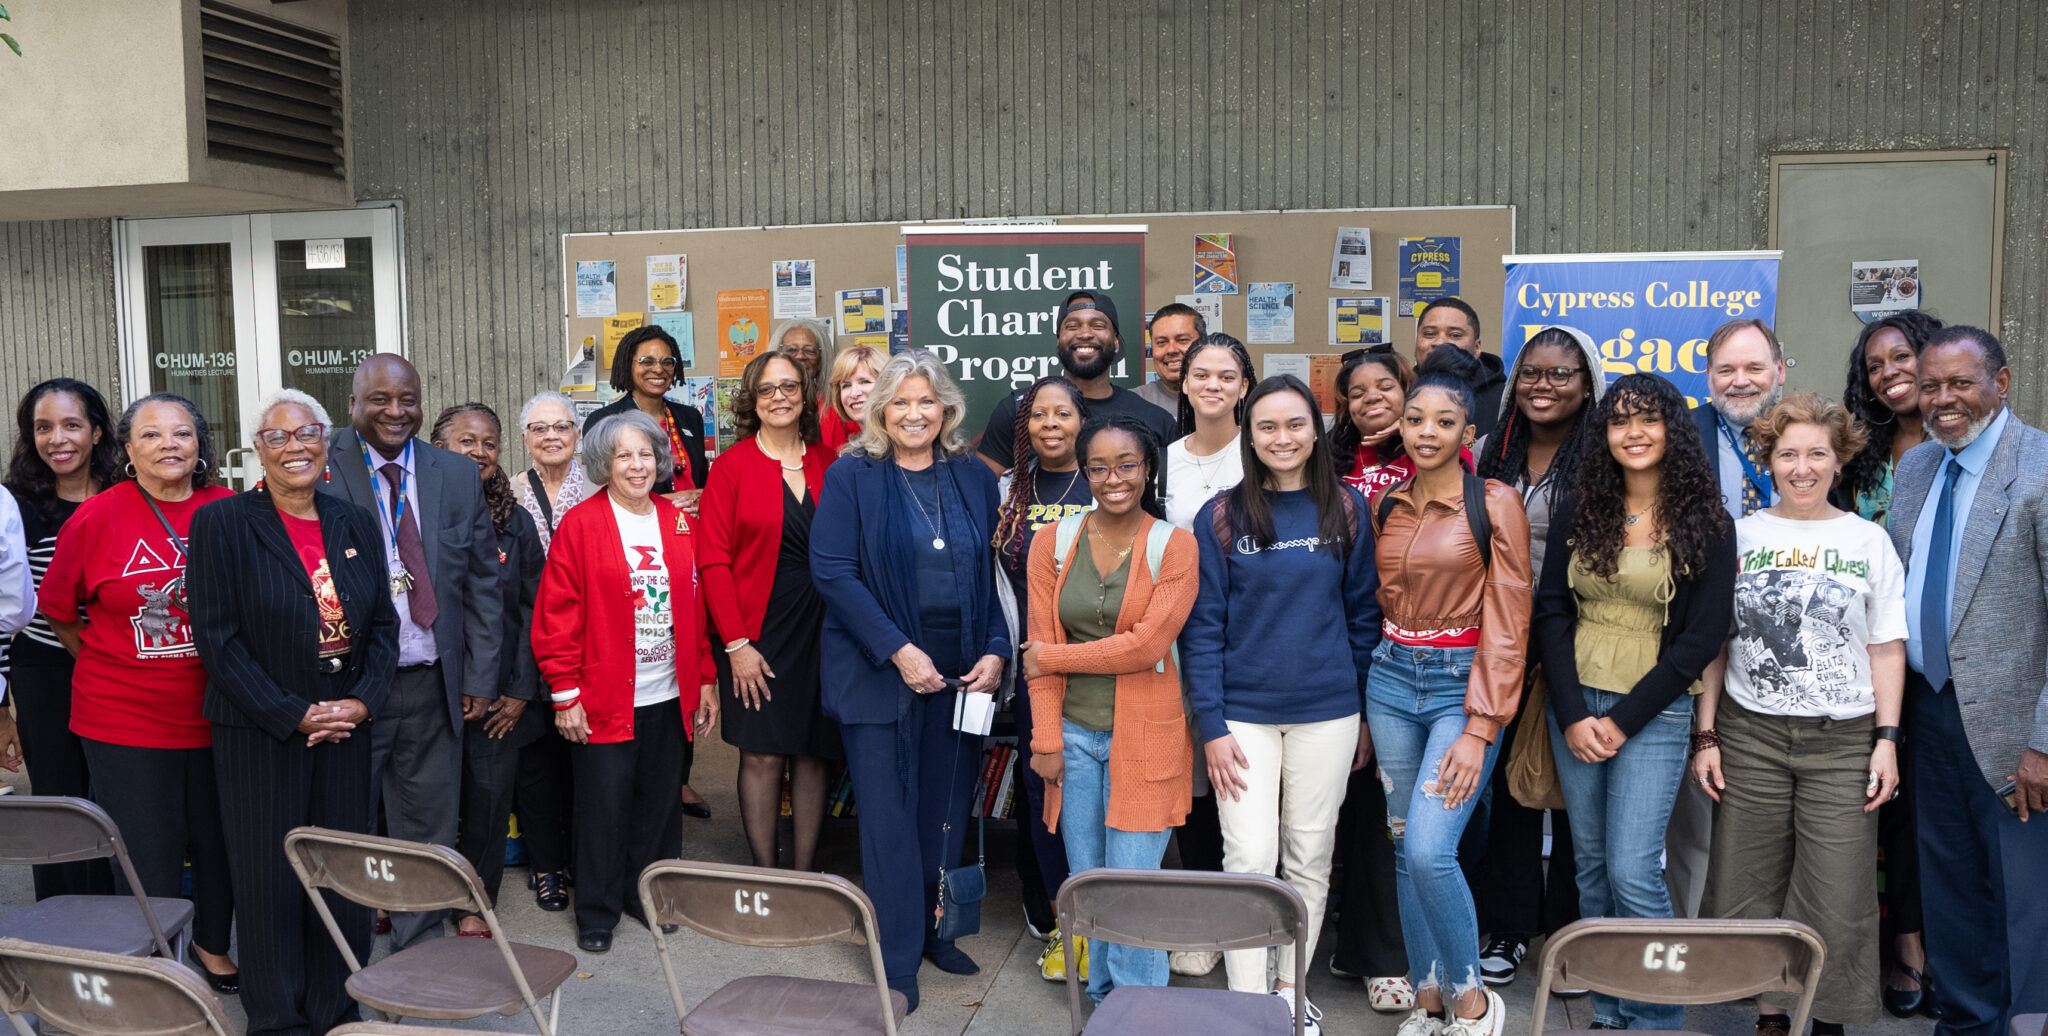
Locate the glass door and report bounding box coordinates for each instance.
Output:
[117,217,261,484]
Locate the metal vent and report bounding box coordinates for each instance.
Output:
[200,1,344,179]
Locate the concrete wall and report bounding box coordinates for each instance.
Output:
[0,0,193,194]
[2,0,2045,430]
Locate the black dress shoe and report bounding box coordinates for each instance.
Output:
[1883,965,1928,1018]
[577,930,612,953]
[534,871,569,912]
[681,799,712,820]
[203,969,241,996]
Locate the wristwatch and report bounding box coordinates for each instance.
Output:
[1871,725,1903,747]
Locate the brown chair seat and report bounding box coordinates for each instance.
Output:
[0,894,195,957]
[346,936,577,1019]
[1082,986,1292,1035]
[682,975,909,1036]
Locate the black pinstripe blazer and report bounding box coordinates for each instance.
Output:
[188,488,399,742]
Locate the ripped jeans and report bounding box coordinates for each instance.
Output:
[1365,641,1499,1000]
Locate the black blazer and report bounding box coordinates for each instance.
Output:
[492,506,545,700]
[188,489,399,743]
[1530,491,1737,738]
[582,396,709,492]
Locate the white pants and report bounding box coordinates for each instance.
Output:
[1215,713,1361,993]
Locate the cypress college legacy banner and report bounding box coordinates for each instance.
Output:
[903,224,1147,421]
[1501,250,1781,406]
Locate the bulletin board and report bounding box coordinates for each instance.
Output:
[560,206,1516,424]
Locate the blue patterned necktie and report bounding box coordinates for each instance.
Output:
[1919,458,1958,691]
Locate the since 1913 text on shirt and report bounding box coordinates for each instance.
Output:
[613,499,679,707]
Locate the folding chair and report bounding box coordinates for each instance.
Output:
[1530,918,1827,1036]
[637,859,907,1036]
[0,796,190,960]
[0,936,231,1036]
[282,827,576,1036]
[1054,868,1308,1036]
[329,1024,461,1036]
[2013,1015,2046,1036]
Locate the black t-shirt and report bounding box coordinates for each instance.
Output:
[976,384,1179,470]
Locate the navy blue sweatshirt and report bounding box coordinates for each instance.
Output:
[1184,486,1382,744]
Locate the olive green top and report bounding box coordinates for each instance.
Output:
[1570,546,1698,696]
[1056,539,1131,732]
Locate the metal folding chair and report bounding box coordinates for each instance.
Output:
[0,796,190,960]
[282,827,576,1036]
[637,859,906,1036]
[0,936,230,1036]
[1055,868,1308,1036]
[2012,1014,2047,1036]
[1530,918,1827,1036]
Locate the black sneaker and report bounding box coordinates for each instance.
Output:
[1478,937,1526,985]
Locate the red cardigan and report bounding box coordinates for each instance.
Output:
[698,436,835,642]
[818,408,858,455]
[532,492,717,744]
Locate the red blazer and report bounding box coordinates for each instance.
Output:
[699,436,834,642]
[532,492,717,744]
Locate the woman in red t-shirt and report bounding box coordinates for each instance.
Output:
[1334,346,1419,505]
[40,392,237,990]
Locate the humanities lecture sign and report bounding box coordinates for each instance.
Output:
[902,225,1147,421]
[1500,251,1781,406]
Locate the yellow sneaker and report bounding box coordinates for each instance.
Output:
[1038,928,1090,982]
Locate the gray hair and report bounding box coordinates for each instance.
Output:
[847,350,970,460]
[580,410,673,488]
[518,391,578,431]
[769,317,831,354]
[254,388,332,438]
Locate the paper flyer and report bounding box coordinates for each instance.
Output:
[649,312,694,365]
[1330,227,1373,290]
[1850,259,1921,322]
[713,378,743,451]
[772,259,816,319]
[1264,353,1311,385]
[671,377,717,443]
[1309,354,1346,415]
[1245,282,1296,345]
[895,245,909,307]
[601,313,645,355]
[837,287,890,336]
[716,289,770,377]
[1398,237,1461,317]
[1194,234,1239,294]
[574,260,616,317]
[562,335,598,392]
[646,254,687,312]
[1328,296,1390,347]
[888,303,910,354]
[1175,293,1224,332]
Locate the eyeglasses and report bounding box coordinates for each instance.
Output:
[782,344,821,358]
[757,380,805,399]
[634,356,680,370]
[1516,365,1587,385]
[1084,462,1145,483]
[525,421,576,435]
[254,423,327,449]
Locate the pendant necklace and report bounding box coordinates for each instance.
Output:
[898,462,947,550]
[1189,444,1230,492]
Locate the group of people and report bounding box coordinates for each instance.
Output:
[0,290,2041,1036]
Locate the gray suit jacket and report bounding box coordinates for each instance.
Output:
[1889,412,2048,788]
[321,427,505,732]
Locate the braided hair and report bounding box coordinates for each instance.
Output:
[990,376,1088,574]
[1076,415,1168,521]
[1477,326,1596,503]
[1840,310,1942,507]
[1174,333,1258,440]
[431,403,516,534]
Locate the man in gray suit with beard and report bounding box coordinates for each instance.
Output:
[322,354,504,949]
[1887,325,2048,1036]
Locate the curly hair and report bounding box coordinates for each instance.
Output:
[1570,373,1728,580]
[1174,333,1257,439]
[5,379,123,521]
[1478,326,1597,500]
[1329,348,1413,465]
[1752,393,1867,468]
[431,403,516,534]
[990,376,1087,574]
[730,349,823,443]
[116,393,219,490]
[1840,309,1942,504]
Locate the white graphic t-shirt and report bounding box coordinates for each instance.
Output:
[613,499,679,707]
[1726,510,1908,719]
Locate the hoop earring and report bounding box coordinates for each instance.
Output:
[194,458,209,474]
[123,462,136,478]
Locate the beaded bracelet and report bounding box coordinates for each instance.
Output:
[1690,729,1722,754]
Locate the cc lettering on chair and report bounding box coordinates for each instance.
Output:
[363,856,396,881]
[1641,942,1690,972]
[70,971,114,1006]
[733,889,771,917]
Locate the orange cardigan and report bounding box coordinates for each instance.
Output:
[1025,513,1198,834]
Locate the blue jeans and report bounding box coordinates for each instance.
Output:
[1365,642,1499,999]
[1060,720,1172,1002]
[1548,685,1693,1030]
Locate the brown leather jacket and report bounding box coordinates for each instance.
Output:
[1372,477,1533,743]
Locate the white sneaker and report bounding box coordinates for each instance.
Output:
[1444,989,1506,1036]
[1169,949,1221,976]
[1270,987,1323,1036]
[1395,1006,1445,1036]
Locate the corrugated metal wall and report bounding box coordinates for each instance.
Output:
[0,220,121,414]
[3,0,2044,426]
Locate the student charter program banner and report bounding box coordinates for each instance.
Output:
[903,225,1147,421]
[1500,251,1781,406]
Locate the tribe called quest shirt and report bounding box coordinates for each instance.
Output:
[1726,510,1908,720]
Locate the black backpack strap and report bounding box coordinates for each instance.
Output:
[1464,473,1493,571]
[1374,479,1405,535]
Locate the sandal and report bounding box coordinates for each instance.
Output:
[534,870,570,912]
[1368,975,1415,1013]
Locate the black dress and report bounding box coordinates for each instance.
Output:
[719,482,838,758]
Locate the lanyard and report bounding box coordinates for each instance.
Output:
[364,440,413,530]
[1716,413,1772,506]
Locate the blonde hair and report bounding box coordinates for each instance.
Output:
[827,344,884,422]
[1752,392,1867,466]
[847,351,970,460]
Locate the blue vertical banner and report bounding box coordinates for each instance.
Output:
[1500,251,1781,406]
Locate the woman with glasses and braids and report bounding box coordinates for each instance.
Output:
[989,375,1092,978]
[430,403,547,939]
[699,349,840,872]
[1021,415,1199,1002]
[1333,346,1421,502]
[1162,333,1255,529]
